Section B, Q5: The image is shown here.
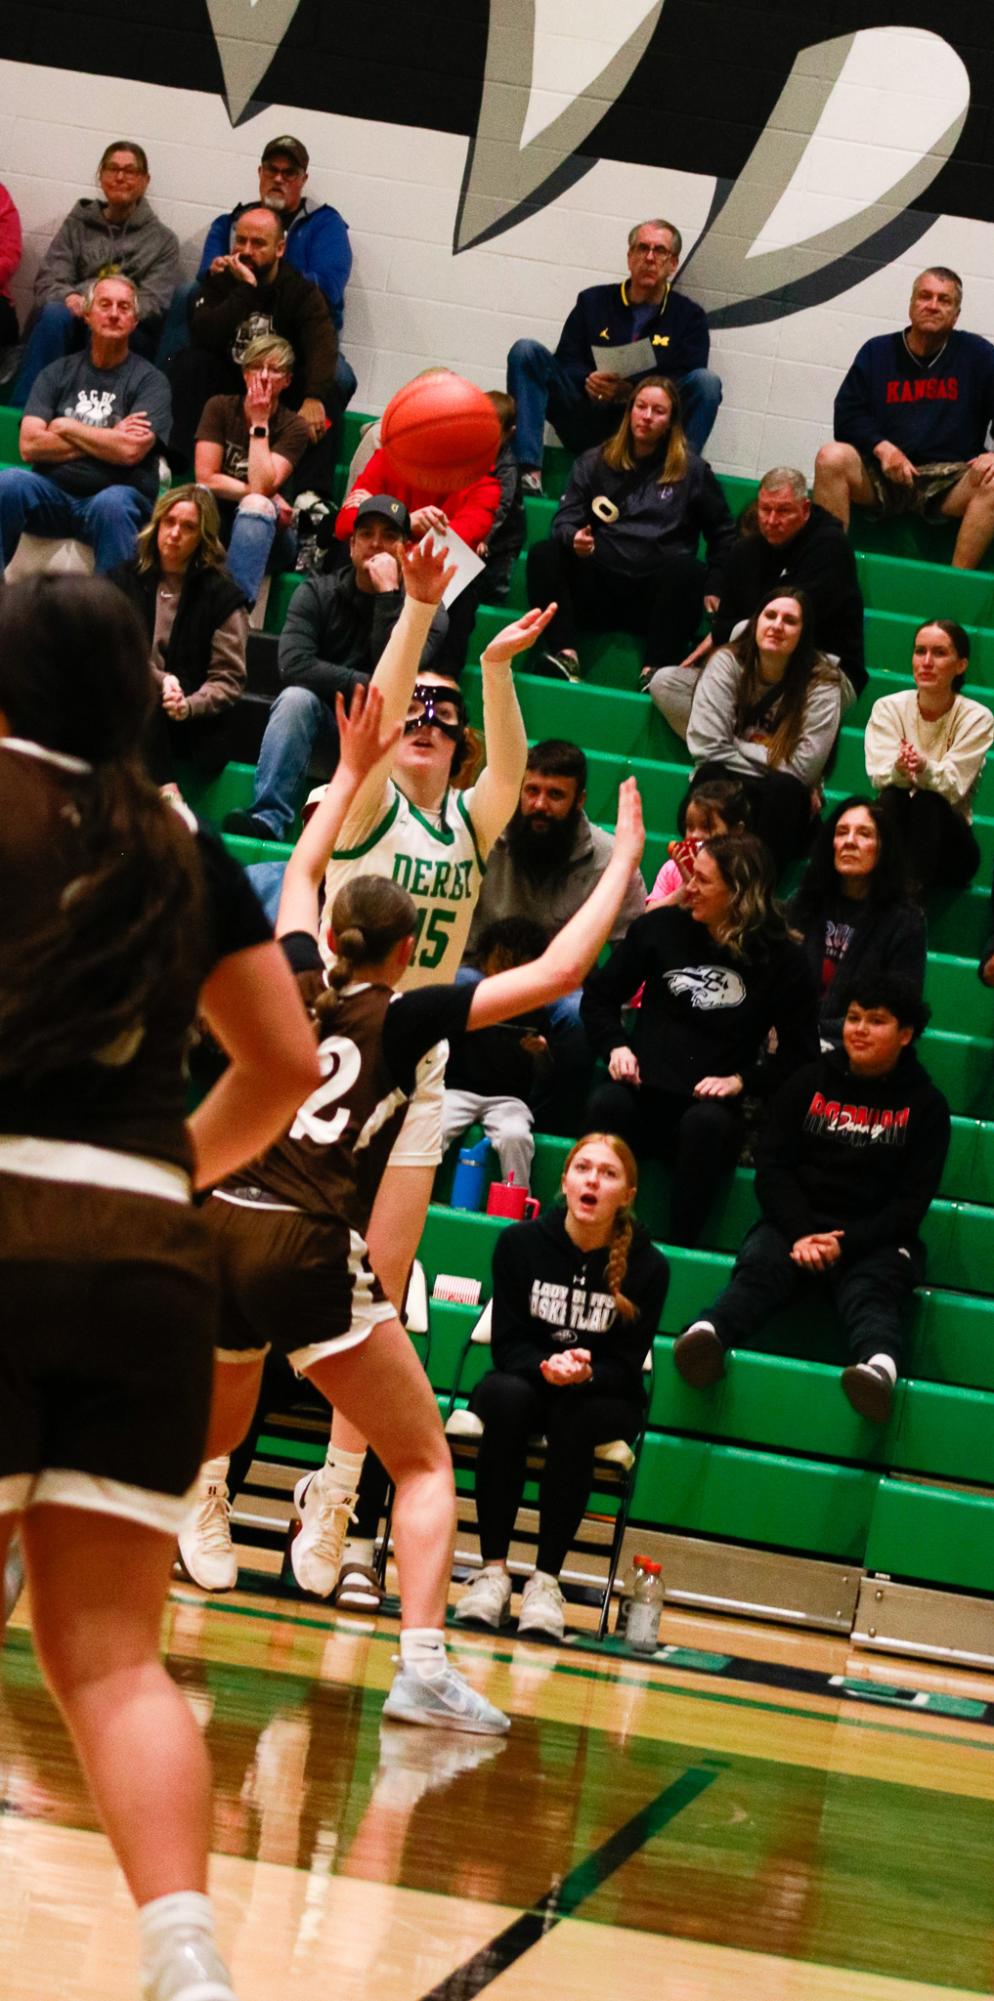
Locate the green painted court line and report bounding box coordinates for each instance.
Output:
[163,1589,994,1760]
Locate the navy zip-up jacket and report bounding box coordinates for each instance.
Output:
[555,280,709,392]
[834,328,994,463]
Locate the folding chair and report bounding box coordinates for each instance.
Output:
[443,1301,653,1637]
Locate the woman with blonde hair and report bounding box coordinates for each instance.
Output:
[454,1131,668,1643]
[110,481,248,789]
[525,376,735,682]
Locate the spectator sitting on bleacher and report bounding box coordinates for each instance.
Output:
[110,483,248,792]
[221,494,448,857]
[648,467,865,738]
[674,975,951,1426]
[454,1134,668,1641]
[160,133,356,414]
[686,589,843,869]
[788,797,926,1049]
[194,333,309,605]
[442,917,553,1191]
[444,390,526,676]
[864,619,994,893]
[646,778,750,906]
[12,142,178,406]
[166,207,337,482]
[0,275,170,580]
[813,266,994,570]
[526,379,735,684]
[0,180,22,365]
[581,833,819,1246]
[336,392,500,669]
[506,216,720,491]
[463,739,646,1120]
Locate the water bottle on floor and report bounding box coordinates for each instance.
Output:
[620,1555,664,1656]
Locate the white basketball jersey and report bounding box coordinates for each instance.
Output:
[321,780,486,989]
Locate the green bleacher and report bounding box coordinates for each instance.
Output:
[9,396,992,1639]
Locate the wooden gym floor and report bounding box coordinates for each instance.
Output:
[3,1580,994,2000]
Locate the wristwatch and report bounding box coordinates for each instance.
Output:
[251,424,268,439]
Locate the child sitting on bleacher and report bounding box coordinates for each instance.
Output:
[442,916,552,1192]
[674,974,951,1424]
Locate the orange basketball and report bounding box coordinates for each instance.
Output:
[380,372,501,493]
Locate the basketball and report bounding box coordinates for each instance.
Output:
[381,371,501,492]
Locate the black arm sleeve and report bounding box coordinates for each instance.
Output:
[381,981,475,1094]
[840,1090,952,1261]
[279,930,322,975]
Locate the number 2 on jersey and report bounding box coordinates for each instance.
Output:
[289,1034,362,1145]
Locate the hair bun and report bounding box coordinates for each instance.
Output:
[337,926,366,957]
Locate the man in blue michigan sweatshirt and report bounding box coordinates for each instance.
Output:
[506,217,721,489]
[813,266,994,568]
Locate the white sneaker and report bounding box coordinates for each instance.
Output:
[142,1929,237,2001]
[453,1567,513,1629]
[382,1662,510,1735]
[177,1467,237,1592]
[290,1469,355,1597]
[517,1570,566,1642]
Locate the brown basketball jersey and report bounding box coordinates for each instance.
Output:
[0,742,271,1169]
[222,939,474,1234]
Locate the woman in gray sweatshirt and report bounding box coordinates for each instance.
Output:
[687,587,842,868]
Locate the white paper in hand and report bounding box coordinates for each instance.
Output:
[419,526,486,607]
[589,337,657,380]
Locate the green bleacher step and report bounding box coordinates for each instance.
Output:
[865,1477,994,1593]
[632,1432,877,1560]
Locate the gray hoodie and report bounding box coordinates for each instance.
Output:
[465,810,646,960]
[33,197,179,319]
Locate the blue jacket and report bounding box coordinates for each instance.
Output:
[834,328,994,463]
[198,200,352,330]
[555,279,709,392]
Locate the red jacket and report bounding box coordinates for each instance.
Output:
[335,444,500,547]
[0,183,22,298]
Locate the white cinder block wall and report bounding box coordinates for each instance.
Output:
[1,26,992,482]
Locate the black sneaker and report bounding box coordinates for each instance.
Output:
[841,1362,893,1424]
[222,808,277,841]
[541,650,583,683]
[673,1321,726,1388]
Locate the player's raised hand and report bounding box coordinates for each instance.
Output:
[401,538,456,605]
[335,683,403,782]
[481,602,558,667]
[612,775,645,870]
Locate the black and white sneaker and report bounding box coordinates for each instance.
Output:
[541,650,583,683]
[673,1320,726,1388]
[841,1362,893,1424]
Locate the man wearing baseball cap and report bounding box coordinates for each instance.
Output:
[223,494,449,851]
[160,134,356,413]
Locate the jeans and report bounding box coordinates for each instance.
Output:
[250,682,329,837]
[11,301,162,407]
[0,468,150,576]
[223,499,296,608]
[246,859,288,925]
[507,335,723,463]
[584,1075,742,1246]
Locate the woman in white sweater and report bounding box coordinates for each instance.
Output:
[864,619,993,892]
[686,589,842,868]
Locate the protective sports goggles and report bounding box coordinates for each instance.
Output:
[404,683,466,742]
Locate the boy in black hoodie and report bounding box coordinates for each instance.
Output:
[674,975,950,1422]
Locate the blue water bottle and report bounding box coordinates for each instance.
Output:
[450,1135,490,1211]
